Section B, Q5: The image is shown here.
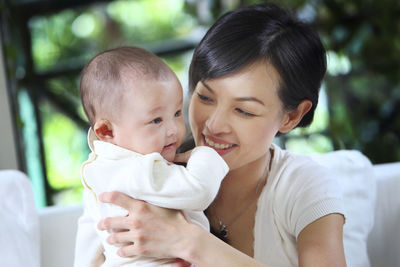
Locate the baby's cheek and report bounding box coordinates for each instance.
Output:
[178,122,186,144]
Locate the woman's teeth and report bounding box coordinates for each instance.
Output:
[205,137,234,149]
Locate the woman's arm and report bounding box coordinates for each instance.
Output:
[97,191,268,267]
[297,213,346,267]
[98,192,346,267]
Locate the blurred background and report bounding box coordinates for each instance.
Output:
[0,0,399,208]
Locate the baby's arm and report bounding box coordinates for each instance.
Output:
[151,146,228,210]
[173,149,192,163]
[110,146,228,211]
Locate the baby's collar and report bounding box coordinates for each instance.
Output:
[87,127,99,151]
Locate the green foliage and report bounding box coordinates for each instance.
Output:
[30,9,85,72]
[29,0,197,74]
[314,0,400,163]
[107,0,195,42]
[286,134,334,154]
[41,101,88,191]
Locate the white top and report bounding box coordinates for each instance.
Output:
[254,144,345,267]
[74,129,228,267]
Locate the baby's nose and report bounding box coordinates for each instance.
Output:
[166,121,178,137]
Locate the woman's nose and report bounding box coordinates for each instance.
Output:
[205,108,230,134]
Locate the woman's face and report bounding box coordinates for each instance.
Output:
[189,61,287,170]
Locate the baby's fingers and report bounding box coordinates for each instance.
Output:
[174,150,192,163]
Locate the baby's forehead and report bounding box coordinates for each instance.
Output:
[117,77,183,117]
[118,74,181,101]
[121,68,180,88]
[116,64,182,99]
[120,62,176,80]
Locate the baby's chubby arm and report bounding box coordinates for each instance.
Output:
[175,146,229,209]
[173,149,192,163]
[110,146,229,211]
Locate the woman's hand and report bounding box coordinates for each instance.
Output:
[97,191,195,261]
[97,191,268,267]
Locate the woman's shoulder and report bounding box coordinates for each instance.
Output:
[268,143,341,197]
[270,143,329,176]
[265,144,344,237]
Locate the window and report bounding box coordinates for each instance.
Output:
[2,0,398,207]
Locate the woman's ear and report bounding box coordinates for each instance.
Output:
[93,119,114,142]
[279,100,312,133]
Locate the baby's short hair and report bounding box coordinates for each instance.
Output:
[80,46,174,126]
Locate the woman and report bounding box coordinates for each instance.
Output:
[94,3,346,266]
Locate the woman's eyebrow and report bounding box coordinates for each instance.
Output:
[201,81,214,94]
[201,80,264,105]
[235,96,265,106]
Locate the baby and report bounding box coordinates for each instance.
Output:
[74,46,228,267]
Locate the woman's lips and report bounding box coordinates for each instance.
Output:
[203,135,236,156]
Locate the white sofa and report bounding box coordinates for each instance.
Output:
[1,151,400,267]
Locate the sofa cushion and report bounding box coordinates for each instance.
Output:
[0,170,40,267]
[39,205,82,267]
[368,163,400,267]
[310,150,376,267]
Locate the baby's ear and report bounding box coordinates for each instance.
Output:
[93,119,114,141]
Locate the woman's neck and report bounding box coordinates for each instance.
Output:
[214,151,271,207]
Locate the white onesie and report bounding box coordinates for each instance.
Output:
[74,129,228,267]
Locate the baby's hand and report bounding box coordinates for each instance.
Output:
[174,150,192,163]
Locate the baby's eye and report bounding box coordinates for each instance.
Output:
[235,108,256,117]
[175,110,182,117]
[151,117,162,124]
[197,93,213,103]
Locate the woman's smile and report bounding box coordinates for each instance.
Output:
[203,135,236,156]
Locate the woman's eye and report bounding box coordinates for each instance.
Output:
[197,93,212,103]
[151,117,162,124]
[175,110,182,117]
[235,108,256,117]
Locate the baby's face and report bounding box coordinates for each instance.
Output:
[111,77,186,162]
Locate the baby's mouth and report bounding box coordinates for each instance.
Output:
[164,142,176,149]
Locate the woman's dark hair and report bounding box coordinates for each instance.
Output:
[189,3,326,128]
